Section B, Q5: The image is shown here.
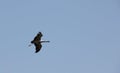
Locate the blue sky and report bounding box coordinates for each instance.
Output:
[0,0,120,73]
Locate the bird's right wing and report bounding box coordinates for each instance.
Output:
[33,32,43,41]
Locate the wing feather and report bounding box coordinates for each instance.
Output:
[30,32,43,53]
[34,43,42,53]
[31,32,43,43]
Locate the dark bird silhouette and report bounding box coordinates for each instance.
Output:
[30,32,50,53]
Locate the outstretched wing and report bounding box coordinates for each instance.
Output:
[34,43,42,53]
[30,32,44,53]
[31,32,43,43]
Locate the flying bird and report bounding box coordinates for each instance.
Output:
[30,32,50,53]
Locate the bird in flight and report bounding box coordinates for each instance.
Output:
[29,32,50,53]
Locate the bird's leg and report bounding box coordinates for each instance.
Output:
[41,41,50,43]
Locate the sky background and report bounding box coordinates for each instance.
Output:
[0,0,120,73]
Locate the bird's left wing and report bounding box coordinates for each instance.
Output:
[34,43,42,53]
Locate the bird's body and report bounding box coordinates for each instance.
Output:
[30,32,49,53]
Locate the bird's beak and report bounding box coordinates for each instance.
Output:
[28,44,32,47]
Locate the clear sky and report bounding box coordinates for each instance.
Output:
[0,0,120,73]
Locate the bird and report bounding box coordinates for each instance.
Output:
[30,32,50,53]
